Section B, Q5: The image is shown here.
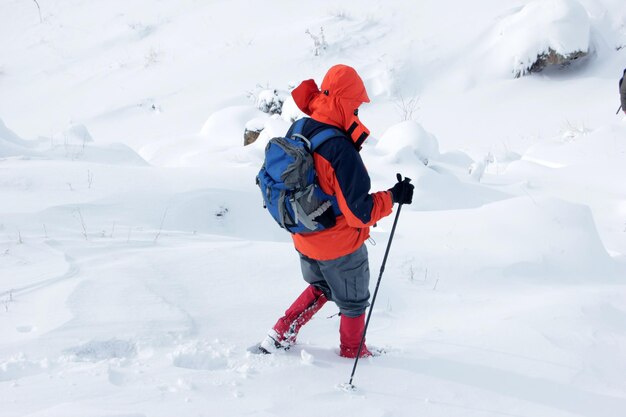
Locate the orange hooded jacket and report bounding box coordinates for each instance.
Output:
[289,65,393,261]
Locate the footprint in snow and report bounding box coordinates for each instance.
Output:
[65,338,138,362]
[170,342,230,371]
[0,354,48,381]
[16,325,36,333]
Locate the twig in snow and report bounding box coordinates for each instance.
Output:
[154,209,168,243]
[394,93,420,121]
[76,208,88,240]
[32,0,42,23]
[2,291,12,312]
[305,27,328,56]
[520,182,539,206]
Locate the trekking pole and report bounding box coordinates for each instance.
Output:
[346,173,411,389]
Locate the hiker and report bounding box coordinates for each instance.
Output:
[259,64,414,358]
[617,69,626,114]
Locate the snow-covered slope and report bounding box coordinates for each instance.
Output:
[1,1,626,416]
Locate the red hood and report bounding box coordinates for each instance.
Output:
[291,65,370,148]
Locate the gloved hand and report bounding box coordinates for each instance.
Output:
[388,176,414,205]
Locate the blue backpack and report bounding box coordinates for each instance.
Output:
[256,118,342,234]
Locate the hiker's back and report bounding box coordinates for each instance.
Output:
[256,118,342,234]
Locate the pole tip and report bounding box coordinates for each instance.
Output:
[338,382,357,392]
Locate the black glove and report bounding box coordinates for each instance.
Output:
[388,175,414,205]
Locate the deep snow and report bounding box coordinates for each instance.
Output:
[1,1,626,417]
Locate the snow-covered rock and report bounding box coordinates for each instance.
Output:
[491,0,591,77]
[243,117,269,146]
[200,106,265,148]
[248,116,291,151]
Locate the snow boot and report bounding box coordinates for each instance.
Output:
[260,285,327,353]
[339,313,372,358]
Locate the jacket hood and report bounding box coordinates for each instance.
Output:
[291,65,371,148]
[320,64,370,103]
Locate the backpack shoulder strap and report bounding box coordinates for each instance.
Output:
[308,127,345,152]
[288,118,345,152]
[290,118,308,137]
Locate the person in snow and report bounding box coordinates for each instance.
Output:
[260,64,414,358]
[617,69,626,114]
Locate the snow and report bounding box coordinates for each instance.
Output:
[62,124,94,145]
[0,118,32,158]
[1,1,626,416]
[376,120,440,165]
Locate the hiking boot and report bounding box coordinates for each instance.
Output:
[259,329,291,354]
[340,345,373,358]
[270,285,327,346]
[339,313,372,358]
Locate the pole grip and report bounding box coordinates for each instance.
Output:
[395,173,412,206]
[396,173,412,184]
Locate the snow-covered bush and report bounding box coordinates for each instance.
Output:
[492,0,591,77]
[305,27,328,56]
[250,88,286,115]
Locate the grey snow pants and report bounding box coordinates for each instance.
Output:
[299,244,370,318]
